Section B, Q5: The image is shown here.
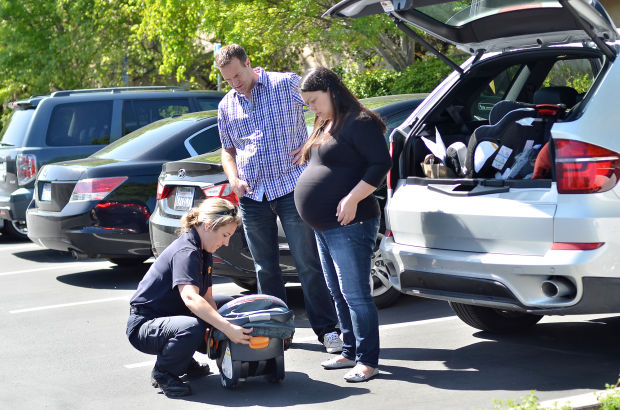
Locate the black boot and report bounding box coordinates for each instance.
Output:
[151,366,192,397]
[184,358,211,379]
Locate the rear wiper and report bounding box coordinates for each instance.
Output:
[0,142,14,146]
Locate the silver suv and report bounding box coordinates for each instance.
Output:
[326,0,620,332]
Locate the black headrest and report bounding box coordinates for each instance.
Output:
[489,100,528,125]
[533,86,578,107]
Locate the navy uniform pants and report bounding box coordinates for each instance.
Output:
[126,295,232,376]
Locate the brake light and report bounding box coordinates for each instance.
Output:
[555,139,620,194]
[156,181,173,200]
[16,154,37,185]
[202,183,239,205]
[551,242,604,251]
[70,176,127,201]
[384,229,393,238]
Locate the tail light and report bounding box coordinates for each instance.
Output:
[156,181,173,200]
[202,183,239,205]
[70,176,127,201]
[16,154,37,185]
[555,139,620,194]
[551,242,604,251]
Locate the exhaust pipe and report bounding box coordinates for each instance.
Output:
[541,277,575,298]
[70,249,88,261]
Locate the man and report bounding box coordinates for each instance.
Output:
[216,44,342,353]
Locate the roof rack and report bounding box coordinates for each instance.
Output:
[51,86,186,97]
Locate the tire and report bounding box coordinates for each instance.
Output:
[107,257,149,266]
[266,355,285,383]
[449,302,543,333]
[2,219,29,241]
[370,232,401,309]
[232,278,258,292]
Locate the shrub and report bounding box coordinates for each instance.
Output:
[338,55,467,99]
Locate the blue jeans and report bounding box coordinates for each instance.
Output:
[239,192,339,340]
[127,295,232,376]
[314,218,380,368]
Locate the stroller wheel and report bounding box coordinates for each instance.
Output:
[266,354,285,383]
[218,342,240,389]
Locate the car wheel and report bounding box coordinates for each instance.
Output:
[449,302,543,333]
[107,257,149,266]
[231,278,258,292]
[370,232,401,309]
[2,219,29,241]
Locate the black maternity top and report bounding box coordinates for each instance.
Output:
[295,111,390,231]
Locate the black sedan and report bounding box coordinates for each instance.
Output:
[26,111,221,265]
[149,95,425,307]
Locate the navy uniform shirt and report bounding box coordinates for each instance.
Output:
[130,228,213,318]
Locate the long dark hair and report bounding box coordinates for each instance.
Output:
[298,67,385,164]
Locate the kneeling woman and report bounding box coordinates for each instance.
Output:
[126,198,253,397]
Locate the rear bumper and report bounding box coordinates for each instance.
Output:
[0,188,33,221]
[381,236,620,314]
[27,208,152,258]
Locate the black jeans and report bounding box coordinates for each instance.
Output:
[126,295,233,376]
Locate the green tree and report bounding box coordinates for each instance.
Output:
[137,0,447,84]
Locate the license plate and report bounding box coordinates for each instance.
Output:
[173,187,194,211]
[0,162,5,181]
[41,183,52,201]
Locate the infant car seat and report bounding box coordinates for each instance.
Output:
[464,101,563,178]
[206,294,295,388]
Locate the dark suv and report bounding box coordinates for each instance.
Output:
[0,86,224,239]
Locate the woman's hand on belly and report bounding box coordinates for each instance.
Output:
[336,194,359,225]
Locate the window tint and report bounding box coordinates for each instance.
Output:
[186,125,221,156]
[384,110,411,142]
[46,101,113,146]
[470,64,521,120]
[197,98,220,111]
[122,99,190,135]
[1,109,35,146]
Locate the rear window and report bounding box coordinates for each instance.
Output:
[122,99,191,135]
[94,117,197,161]
[46,101,113,146]
[186,125,220,156]
[197,98,219,111]
[1,109,35,146]
[418,0,560,26]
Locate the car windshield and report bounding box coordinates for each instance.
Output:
[93,116,200,161]
[417,0,560,27]
[1,109,35,146]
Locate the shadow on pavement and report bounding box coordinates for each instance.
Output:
[378,315,620,392]
[181,370,369,406]
[11,248,80,263]
[56,264,151,290]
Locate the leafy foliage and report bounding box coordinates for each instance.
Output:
[599,379,620,410]
[339,55,465,98]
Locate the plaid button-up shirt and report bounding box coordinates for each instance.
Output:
[217,68,308,201]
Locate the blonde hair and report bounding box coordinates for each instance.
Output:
[179,198,241,235]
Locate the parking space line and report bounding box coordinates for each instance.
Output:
[122,316,459,369]
[0,261,111,277]
[9,296,129,314]
[0,243,40,252]
[124,360,155,369]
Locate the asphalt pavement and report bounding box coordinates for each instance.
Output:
[2,234,620,409]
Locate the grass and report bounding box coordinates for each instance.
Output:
[488,378,620,410]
